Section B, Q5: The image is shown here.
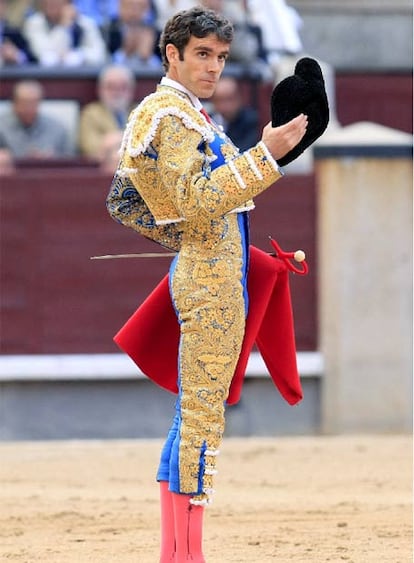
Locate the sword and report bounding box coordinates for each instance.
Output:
[90,252,176,260]
[90,240,308,275]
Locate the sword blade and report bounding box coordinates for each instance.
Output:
[90,252,176,260]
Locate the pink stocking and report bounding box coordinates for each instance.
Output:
[159,481,176,562]
[172,493,205,562]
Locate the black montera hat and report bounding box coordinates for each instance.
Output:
[271,57,329,167]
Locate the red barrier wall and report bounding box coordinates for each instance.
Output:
[335,73,413,134]
[0,168,316,354]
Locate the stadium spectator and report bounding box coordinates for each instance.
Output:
[0,80,73,158]
[0,0,37,65]
[79,64,135,159]
[210,75,259,151]
[23,0,106,67]
[103,0,158,61]
[111,21,162,68]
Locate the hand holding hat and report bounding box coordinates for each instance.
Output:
[271,57,330,167]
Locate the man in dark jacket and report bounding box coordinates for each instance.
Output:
[211,75,260,151]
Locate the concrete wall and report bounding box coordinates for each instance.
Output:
[290,0,413,70]
[315,122,413,433]
[0,354,322,440]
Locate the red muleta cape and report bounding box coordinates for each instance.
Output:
[114,245,303,406]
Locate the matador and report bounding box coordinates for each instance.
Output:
[106,7,309,562]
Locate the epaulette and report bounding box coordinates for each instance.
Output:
[120,87,215,158]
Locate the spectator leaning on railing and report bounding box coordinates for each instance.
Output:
[22,0,106,67]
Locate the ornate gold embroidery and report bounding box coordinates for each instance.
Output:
[107,86,282,232]
[171,214,246,501]
[105,175,183,251]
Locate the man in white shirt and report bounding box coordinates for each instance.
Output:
[23,0,106,66]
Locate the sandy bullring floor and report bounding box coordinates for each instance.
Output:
[0,434,412,562]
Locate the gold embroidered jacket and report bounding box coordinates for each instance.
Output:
[106,85,283,250]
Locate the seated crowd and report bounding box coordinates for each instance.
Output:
[0,0,304,174]
[1,0,303,70]
[0,67,136,173]
[0,69,261,174]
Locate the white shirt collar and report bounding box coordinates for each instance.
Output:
[160,76,203,110]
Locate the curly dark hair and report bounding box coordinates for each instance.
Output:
[159,7,234,72]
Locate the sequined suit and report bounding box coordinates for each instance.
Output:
[106,83,282,505]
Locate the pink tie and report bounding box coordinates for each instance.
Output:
[200,107,212,124]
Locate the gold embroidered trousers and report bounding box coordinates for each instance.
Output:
[157,212,248,504]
